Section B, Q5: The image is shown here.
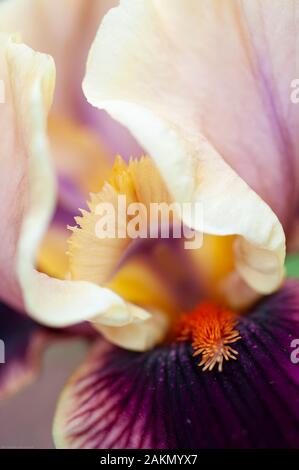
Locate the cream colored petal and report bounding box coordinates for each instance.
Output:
[96,309,169,351]
[0,35,150,340]
[83,0,286,296]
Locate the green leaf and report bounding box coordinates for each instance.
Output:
[285,253,299,278]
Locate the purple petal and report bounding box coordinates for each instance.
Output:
[53,281,299,449]
[81,109,144,163]
[0,303,52,400]
[0,302,86,401]
[56,175,87,217]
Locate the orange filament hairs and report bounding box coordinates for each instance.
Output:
[177,302,241,372]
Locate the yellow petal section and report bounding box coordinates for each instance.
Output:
[37,224,69,280]
[107,259,177,315]
[37,114,111,282]
[188,234,235,303]
[48,114,111,202]
[68,156,172,285]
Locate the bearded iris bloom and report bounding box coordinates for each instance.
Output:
[1,0,299,449]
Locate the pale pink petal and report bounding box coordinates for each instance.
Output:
[0,0,142,161]
[0,0,117,117]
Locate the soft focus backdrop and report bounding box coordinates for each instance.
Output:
[0,341,87,448]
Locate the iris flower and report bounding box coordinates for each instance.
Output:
[1,0,299,449]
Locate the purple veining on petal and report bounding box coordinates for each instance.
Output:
[54,280,299,449]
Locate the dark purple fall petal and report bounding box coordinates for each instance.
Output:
[53,280,299,449]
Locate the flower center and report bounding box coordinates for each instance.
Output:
[176,302,241,372]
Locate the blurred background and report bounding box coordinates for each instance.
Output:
[0,340,87,448]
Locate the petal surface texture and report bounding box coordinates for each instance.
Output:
[83,0,292,295]
[53,281,299,449]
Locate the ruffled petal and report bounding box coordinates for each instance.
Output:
[53,280,299,449]
[0,302,51,401]
[83,0,288,296]
[0,35,150,338]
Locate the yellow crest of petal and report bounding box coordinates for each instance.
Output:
[68,156,172,288]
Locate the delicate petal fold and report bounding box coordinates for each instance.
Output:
[83,0,289,295]
[53,281,299,449]
[0,35,150,339]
